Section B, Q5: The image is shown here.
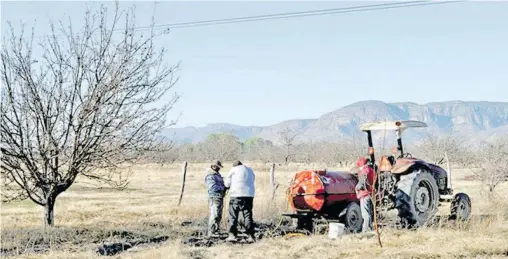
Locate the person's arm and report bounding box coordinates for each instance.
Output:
[355,168,368,191]
[205,174,215,192]
[224,168,234,188]
[252,169,256,194]
[249,167,255,188]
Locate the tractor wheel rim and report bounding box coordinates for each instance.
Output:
[458,200,470,218]
[349,211,359,225]
[415,186,430,213]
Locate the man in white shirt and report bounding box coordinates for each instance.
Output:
[224,160,255,242]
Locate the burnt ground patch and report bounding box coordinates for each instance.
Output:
[182,219,311,248]
[96,235,170,256]
[0,222,179,257]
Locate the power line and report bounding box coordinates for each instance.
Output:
[139,1,429,31]
[145,0,462,31]
[30,0,463,39]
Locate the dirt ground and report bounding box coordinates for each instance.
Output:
[1,162,508,259]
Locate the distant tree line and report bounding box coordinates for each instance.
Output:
[145,133,367,167]
[143,129,504,169]
[144,131,508,194]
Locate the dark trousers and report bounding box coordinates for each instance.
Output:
[228,197,254,236]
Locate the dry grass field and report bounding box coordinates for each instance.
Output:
[1,162,508,259]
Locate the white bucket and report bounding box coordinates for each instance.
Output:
[328,222,345,239]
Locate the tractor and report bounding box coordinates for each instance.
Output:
[360,120,472,228]
[283,120,472,233]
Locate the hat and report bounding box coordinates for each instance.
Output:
[232,160,243,167]
[356,157,368,167]
[212,160,223,168]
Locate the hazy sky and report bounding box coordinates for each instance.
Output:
[2,1,507,128]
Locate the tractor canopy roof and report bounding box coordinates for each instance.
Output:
[360,120,428,132]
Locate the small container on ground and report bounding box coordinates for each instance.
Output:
[328,222,345,239]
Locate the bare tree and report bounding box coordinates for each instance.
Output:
[257,141,279,163]
[176,143,199,162]
[416,134,464,166]
[342,133,368,167]
[314,141,348,168]
[141,139,178,167]
[276,127,299,165]
[0,3,180,226]
[296,143,314,165]
[242,137,277,162]
[199,133,242,162]
[471,136,508,193]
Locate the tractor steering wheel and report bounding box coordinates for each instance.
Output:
[397,153,413,159]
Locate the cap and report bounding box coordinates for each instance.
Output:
[212,160,223,168]
[232,160,243,167]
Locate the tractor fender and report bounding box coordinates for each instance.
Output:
[391,159,431,175]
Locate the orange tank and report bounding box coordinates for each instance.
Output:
[288,170,359,212]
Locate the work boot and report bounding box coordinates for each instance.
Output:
[226,233,236,242]
[207,232,221,238]
[246,234,255,243]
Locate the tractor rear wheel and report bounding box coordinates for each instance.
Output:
[395,168,440,228]
[449,192,471,221]
[339,202,362,233]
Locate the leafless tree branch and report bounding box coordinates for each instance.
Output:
[1,3,180,226]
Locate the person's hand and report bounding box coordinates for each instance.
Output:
[356,175,367,191]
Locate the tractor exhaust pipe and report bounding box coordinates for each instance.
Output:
[396,130,403,157]
[367,130,375,165]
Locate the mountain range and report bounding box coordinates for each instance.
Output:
[162,101,508,145]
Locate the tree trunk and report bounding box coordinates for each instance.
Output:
[44,196,56,227]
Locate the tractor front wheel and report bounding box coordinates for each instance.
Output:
[449,192,471,221]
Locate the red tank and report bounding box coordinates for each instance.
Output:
[288,170,359,212]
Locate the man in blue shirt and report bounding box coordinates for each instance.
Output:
[204,160,226,237]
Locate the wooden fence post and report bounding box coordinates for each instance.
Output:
[269,163,278,200]
[177,161,188,206]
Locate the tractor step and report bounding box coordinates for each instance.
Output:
[439,195,454,202]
